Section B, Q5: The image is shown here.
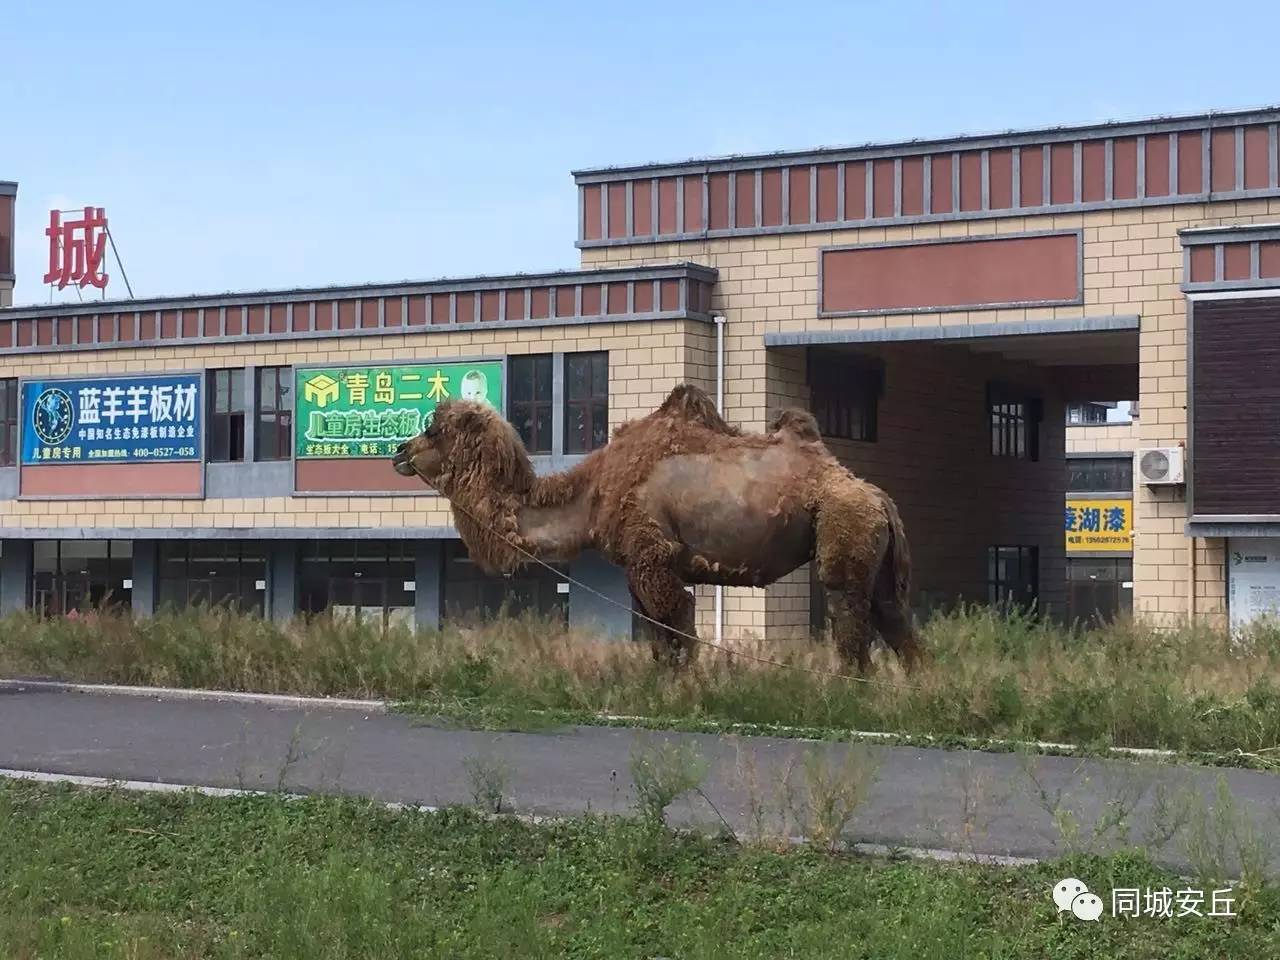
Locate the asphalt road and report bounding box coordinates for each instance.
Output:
[1,685,1276,872]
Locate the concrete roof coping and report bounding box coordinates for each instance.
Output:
[571,104,1280,180]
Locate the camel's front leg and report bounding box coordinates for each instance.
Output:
[626,564,699,667]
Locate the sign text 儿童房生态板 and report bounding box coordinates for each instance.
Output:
[295,361,504,459]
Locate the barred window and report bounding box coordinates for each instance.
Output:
[809,354,882,442]
[988,383,1042,461]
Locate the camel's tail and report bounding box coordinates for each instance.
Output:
[873,491,925,670]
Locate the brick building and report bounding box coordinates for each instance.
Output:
[4,105,1280,635]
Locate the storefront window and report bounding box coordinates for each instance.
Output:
[1067,557,1133,625]
[442,540,567,625]
[32,540,133,615]
[298,540,415,628]
[158,541,266,614]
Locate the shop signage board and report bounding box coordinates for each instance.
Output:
[1065,498,1132,553]
[1229,538,1280,632]
[21,374,202,464]
[295,362,504,459]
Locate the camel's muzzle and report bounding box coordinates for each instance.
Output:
[391,443,417,477]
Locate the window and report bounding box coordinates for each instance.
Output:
[1067,456,1134,494]
[32,540,133,615]
[1066,402,1109,425]
[987,545,1039,611]
[299,540,415,628]
[158,541,266,614]
[808,353,882,441]
[565,352,608,454]
[0,379,17,467]
[207,368,246,463]
[510,354,553,455]
[988,383,1041,461]
[442,540,567,625]
[255,366,293,461]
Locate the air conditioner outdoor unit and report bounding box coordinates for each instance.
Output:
[1137,447,1185,485]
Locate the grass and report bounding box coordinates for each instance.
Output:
[1,779,1276,959]
[4,606,1280,759]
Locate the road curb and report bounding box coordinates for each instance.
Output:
[0,766,1042,869]
[0,679,386,713]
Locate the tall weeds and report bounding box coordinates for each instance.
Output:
[3,605,1280,754]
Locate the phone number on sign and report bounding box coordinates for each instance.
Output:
[133,447,197,459]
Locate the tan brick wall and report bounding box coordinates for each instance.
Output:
[583,198,1280,630]
[1065,421,1140,454]
[0,319,708,535]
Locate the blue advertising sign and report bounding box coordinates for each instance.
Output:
[21,374,202,465]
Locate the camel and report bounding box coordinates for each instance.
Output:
[392,384,922,672]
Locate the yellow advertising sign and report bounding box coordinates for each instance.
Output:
[1065,498,1132,553]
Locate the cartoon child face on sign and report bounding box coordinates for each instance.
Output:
[460,370,488,404]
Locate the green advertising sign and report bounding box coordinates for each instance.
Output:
[295,361,504,459]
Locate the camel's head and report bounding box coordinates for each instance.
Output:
[392,399,535,497]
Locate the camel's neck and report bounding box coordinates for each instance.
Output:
[443,457,595,570]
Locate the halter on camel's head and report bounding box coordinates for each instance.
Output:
[392,399,536,498]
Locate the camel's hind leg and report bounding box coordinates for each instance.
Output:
[626,565,698,666]
[814,484,890,674]
[871,578,924,671]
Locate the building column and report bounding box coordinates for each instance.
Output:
[268,540,297,624]
[0,540,32,614]
[568,549,632,640]
[243,364,259,462]
[414,540,443,631]
[131,540,158,617]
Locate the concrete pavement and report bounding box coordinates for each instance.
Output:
[0,684,1276,873]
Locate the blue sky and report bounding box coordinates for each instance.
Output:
[4,0,1278,306]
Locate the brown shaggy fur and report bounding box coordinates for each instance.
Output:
[393,384,921,671]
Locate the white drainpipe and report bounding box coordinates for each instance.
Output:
[713,314,726,647]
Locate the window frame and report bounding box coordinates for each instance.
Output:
[206,368,247,463]
[509,353,554,455]
[986,544,1040,612]
[564,351,609,454]
[987,382,1042,462]
[807,352,882,442]
[157,540,266,614]
[0,378,17,467]
[254,366,294,462]
[1067,455,1134,494]
[31,539,133,615]
[297,540,415,628]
